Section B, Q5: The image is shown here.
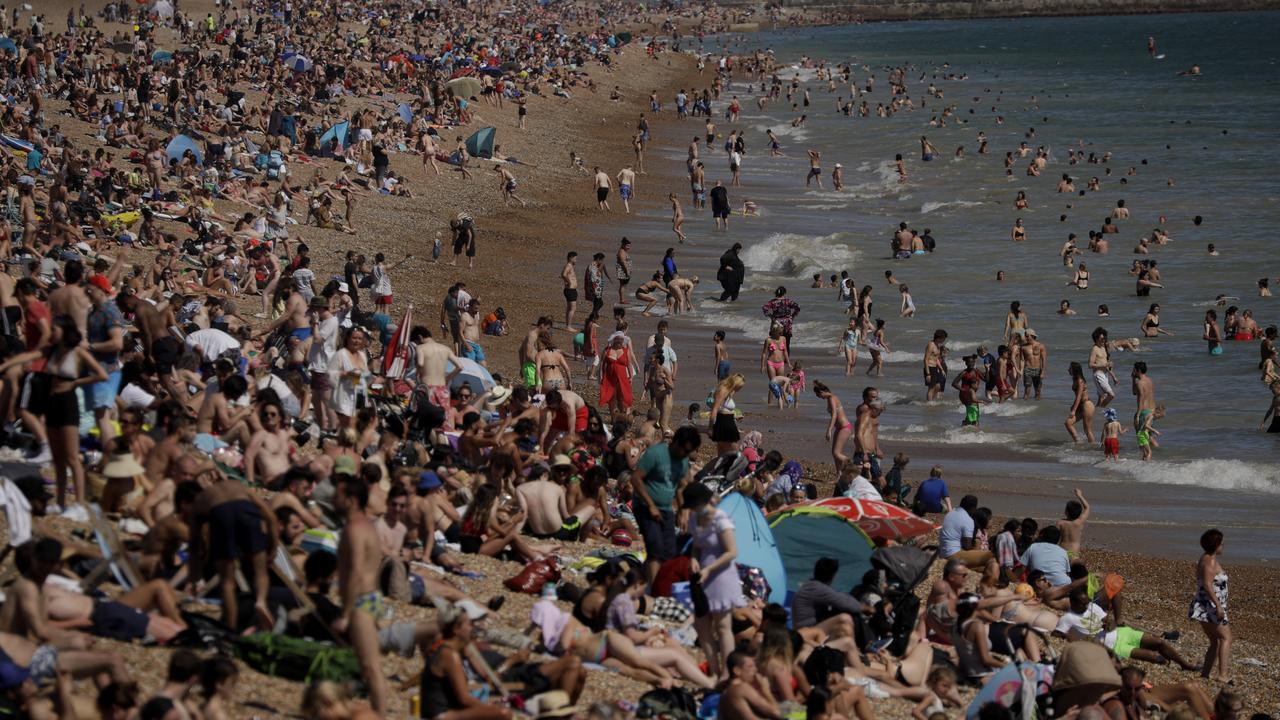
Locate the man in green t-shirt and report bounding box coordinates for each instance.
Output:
[631,426,702,583]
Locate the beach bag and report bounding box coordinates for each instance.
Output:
[236,632,361,685]
[504,556,560,595]
[170,611,237,655]
[637,687,697,720]
[380,557,412,602]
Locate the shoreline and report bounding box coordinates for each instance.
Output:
[757,3,1280,25]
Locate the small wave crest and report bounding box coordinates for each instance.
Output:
[741,231,860,279]
[921,200,985,214]
[1117,458,1280,494]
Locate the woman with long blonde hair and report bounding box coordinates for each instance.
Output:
[708,372,746,455]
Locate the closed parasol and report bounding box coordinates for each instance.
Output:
[807,497,936,542]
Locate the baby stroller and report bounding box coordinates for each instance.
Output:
[694,451,751,496]
[869,545,937,657]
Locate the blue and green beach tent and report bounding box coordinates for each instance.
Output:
[768,504,875,596]
[165,134,202,166]
[720,492,787,606]
[317,120,350,154]
[465,127,496,159]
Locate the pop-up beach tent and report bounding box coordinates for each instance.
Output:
[317,120,349,156]
[465,127,495,159]
[768,504,875,595]
[719,492,787,606]
[165,134,202,166]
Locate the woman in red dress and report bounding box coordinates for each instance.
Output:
[599,333,633,416]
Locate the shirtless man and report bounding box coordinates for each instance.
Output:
[138,482,197,580]
[593,167,611,211]
[333,476,388,715]
[47,260,91,335]
[561,252,579,330]
[515,463,573,539]
[853,387,885,483]
[519,316,554,389]
[145,411,213,486]
[495,165,526,207]
[1089,328,1117,407]
[256,277,309,346]
[1131,361,1156,432]
[1019,329,1048,400]
[1056,489,1091,557]
[0,539,130,688]
[617,166,637,214]
[686,136,700,175]
[925,559,1018,642]
[719,650,781,720]
[690,162,706,209]
[187,475,276,632]
[244,400,291,487]
[539,389,587,449]
[196,373,252,447]
[412,326,463,430]
[805,149,822,187]
[924,329,949,402]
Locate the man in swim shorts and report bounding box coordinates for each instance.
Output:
[1089,328,1116,406]
[335,475,390,714]
[593,167,611,211]
[188,477,275,632]
[617,165,636,214]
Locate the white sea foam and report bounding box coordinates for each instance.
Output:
[921,200,985,214]
[979,402,1039,417]
[1116,458,1280,494]
[881,427,1028,445]
[740,231,860,279]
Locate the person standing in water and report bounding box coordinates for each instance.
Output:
[1131,360,1157,437]
[1090,327,1118,407]
[1065,361,1096,444]
[806,149,823,187]
[1203,309,1223,355]
[669,194,686,243]
[924,329,949,401]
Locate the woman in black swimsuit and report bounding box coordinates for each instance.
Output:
[421,607,509,720]
[1142,303,1173,338]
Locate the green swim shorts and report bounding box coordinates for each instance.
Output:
[1136,430,1150,446]
[522,361,538,388]
[964,404,980,425]
[1112,625,1144,659]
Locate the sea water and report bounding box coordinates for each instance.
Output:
[608,12,1280,557]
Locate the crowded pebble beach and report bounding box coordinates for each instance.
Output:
[0,0,1276,719]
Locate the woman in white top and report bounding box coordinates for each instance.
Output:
[330,326,371,429]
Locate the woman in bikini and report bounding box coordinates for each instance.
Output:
[815,381,854,473]
[1142,303,1172,338]
[1065,361,1096,444]
[669,194,686,243]
[529,597,675,688]
[535,334,571,394]
[760,325,790,408]
[1003,301,1030,341]
[1011,218,1026,242]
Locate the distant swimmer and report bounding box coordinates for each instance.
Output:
[1178,65,1201,76]
[1147,36,1157,58]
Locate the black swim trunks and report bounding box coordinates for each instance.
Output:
[206,499,268,562]
[89,601,150,641]
[926,366,946,389]
[563,287,579,302]
[596,187,609,203]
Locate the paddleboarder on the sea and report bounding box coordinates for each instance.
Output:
[1148,36,1157,58]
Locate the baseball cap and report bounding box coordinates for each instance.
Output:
[333,455,358,476]
[417,470,442,491]
[87,274,114,294]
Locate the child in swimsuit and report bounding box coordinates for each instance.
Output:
[1101,408,1124,461]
